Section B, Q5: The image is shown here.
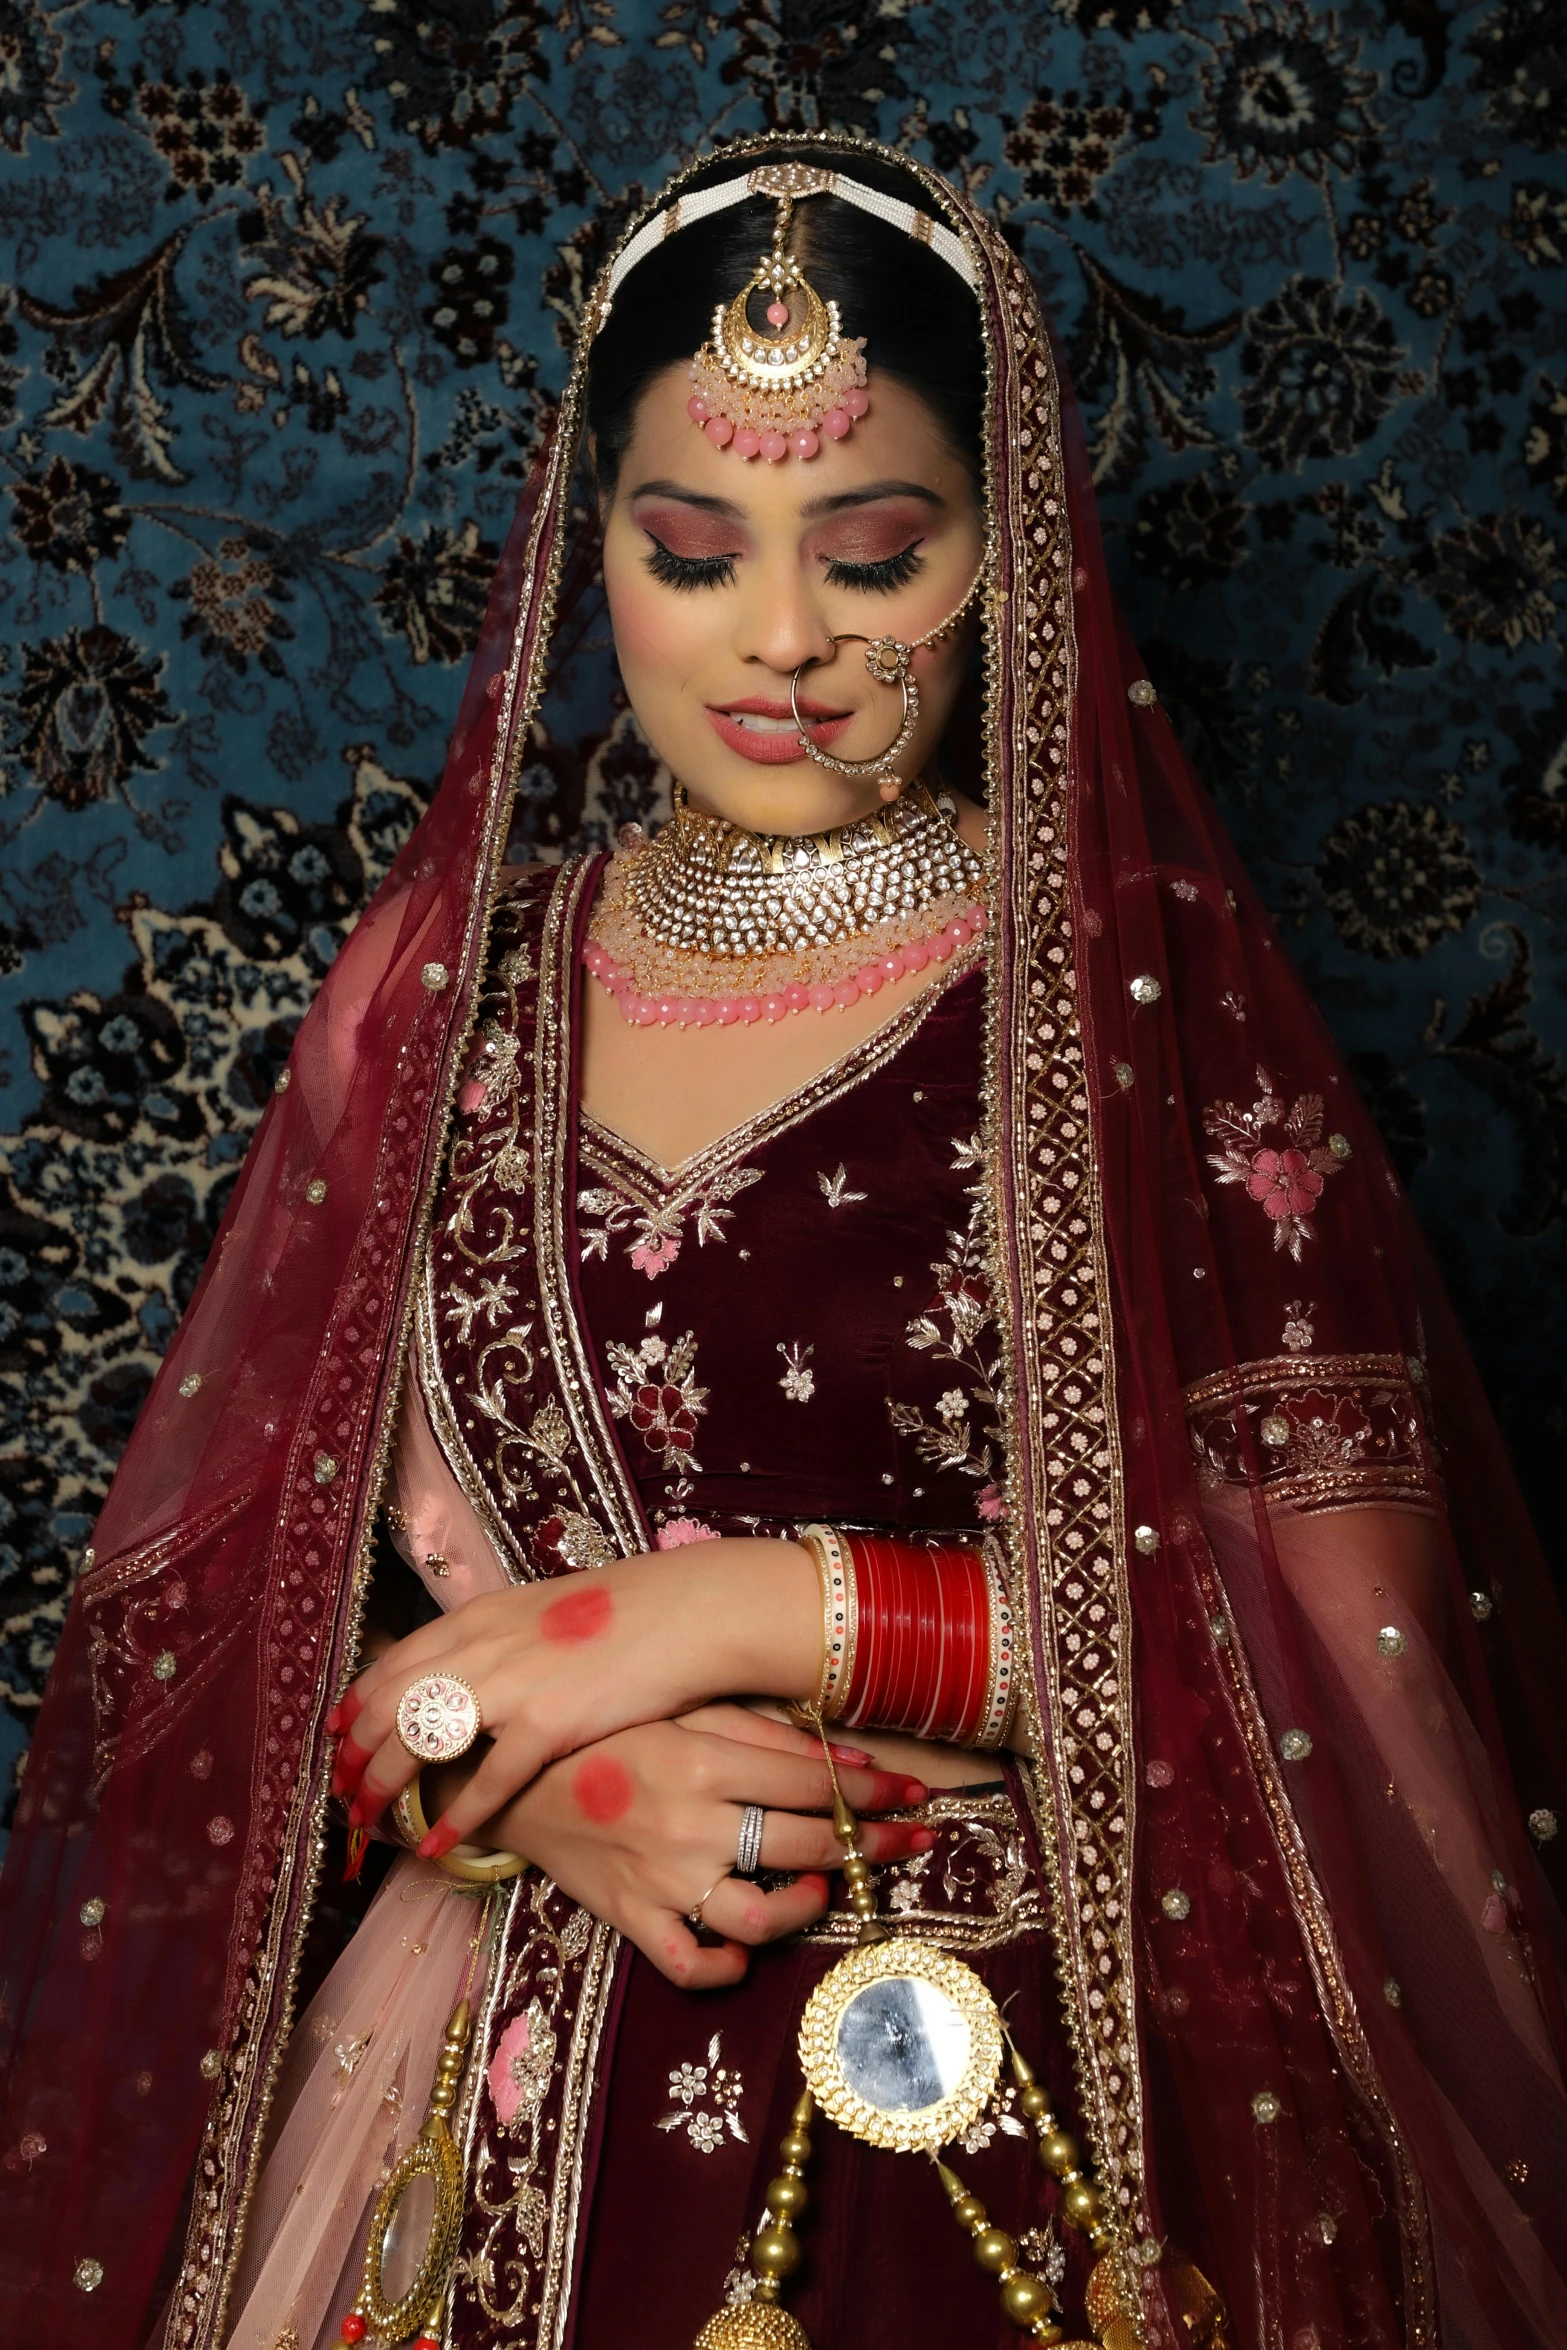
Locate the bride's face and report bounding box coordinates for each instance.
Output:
[599,364,985,836]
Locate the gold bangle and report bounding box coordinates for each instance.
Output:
[799,1523,855,1721]
[392,1773,527,1886]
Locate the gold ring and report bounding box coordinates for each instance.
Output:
[686,1874,729,1930]
[394,1672,482,1766]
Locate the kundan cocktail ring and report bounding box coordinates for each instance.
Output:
[395,1672,482,1765]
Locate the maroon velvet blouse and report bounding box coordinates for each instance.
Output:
[573,959,997,1548]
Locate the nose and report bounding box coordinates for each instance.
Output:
[730,542,837,683]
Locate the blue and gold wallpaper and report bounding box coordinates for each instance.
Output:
[0,0,1563,1808]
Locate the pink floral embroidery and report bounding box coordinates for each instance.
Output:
[1202,1067,1347,1261]
[977,1484,1007,1521]
[656,1517,720,1548]
[1245,1147,1324,1222]
[489,2014,532,2126]
[630,1231,681,1279]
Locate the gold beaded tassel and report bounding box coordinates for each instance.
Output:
[1006,2041,1231,2350]
[831,1775,891,1947]
[693,2091,818,2350]
[933,2159,1074,2342]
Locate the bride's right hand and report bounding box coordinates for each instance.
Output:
[464,1704,934,1988]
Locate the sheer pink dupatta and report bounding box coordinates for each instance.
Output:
[222,1380,513,2350]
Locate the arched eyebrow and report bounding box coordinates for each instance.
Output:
[625,476,948,523]
[628,479,745,518]
[799,480,947,518]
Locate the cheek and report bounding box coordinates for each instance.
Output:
[540,1584,613,1645]
[603,539,718,688]
[572,1754,634,1823]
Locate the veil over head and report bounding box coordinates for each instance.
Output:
[1,131,1563,2350]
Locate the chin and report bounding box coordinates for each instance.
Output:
[677,761,887,837]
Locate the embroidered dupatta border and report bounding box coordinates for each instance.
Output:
[972,247,1150,2230]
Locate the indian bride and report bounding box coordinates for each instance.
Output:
[2,131,1564,2350]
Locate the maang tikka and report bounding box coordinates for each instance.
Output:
[687,168,868,462]
[592,161,982,465]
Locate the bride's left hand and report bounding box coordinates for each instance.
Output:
[329,1539,821,1853]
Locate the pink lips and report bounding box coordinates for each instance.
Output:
[706,694,853,766]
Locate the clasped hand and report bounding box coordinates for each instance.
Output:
[328,1541,934,1984]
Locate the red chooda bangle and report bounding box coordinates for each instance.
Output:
[818,1531,1015,1749]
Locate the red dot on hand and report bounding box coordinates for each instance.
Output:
[540,1584,614,1645]
[572,1753,634,1823]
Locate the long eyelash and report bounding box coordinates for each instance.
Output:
[823,542,926,593]
[643,534,737,592]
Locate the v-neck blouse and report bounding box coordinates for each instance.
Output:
[574,959,998,1541]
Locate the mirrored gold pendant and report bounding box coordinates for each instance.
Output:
[797,1936,1003,2156]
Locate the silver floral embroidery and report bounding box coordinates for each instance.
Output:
[441,1272,522,1346]
[658,2033,748,2151]
[959,2077,1029,2154]
[778,1341,816,1402]
[603,1329,707,1473]
[817,1163,867,1208]
[1281,1298,1316,1351]
[578,1161,763,1281]
[888,1162,1004,1501]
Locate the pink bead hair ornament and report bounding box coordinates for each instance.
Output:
[686,175,869,462]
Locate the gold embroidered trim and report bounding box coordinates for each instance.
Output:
[532,858,649,1560]
[1184,1351,1438,1517]
[978,239,1148,2234]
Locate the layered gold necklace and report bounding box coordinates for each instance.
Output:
[584,781,987,1025]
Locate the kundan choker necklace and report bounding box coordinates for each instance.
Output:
[584,781,987,1027]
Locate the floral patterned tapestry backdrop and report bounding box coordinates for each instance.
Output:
[0,0,1563,1814]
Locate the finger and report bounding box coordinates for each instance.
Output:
[638,1915,751,1991]
[342,1609,466,1720]
[699,1871,832,1947]
[421,1724,550,1854]
[691,1737,925,1818]
[347,1732,425,1828]
[326,1686,363,1739]
[331,1733,374,1797]
[758,1815,937,1872]
[676,1704,872,1767]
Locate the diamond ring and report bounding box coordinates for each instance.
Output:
[394,1672,482,1766]
[735,1802,766,1879]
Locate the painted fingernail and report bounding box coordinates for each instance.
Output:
[798,1872,830,1898]
[418,1820,461,1861]
[902,1780,928,1805]
[326,1706,342,1736]
[347,1800,365,1828]
[830,1743,872,1764]
[910,1827,937,1851]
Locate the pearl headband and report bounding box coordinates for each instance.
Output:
[596,161,980,317]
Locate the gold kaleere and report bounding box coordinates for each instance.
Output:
[689,1728,1233,2350]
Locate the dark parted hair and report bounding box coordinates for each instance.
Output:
[585,146,986,500]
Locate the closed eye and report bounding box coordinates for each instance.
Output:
[822,542,926,592]
[643,534,737,591]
